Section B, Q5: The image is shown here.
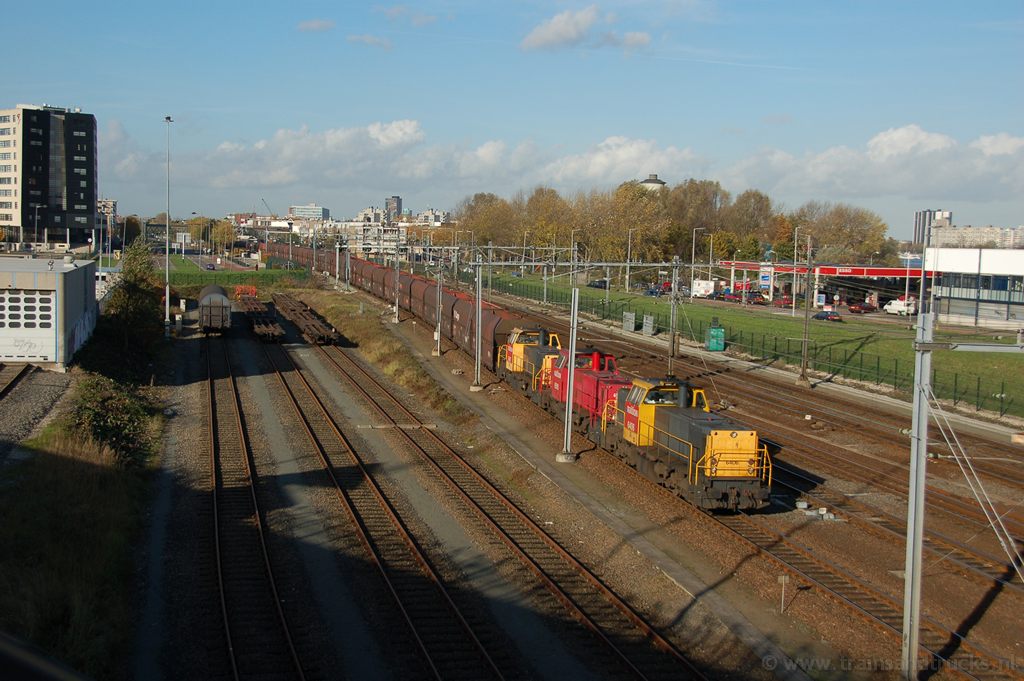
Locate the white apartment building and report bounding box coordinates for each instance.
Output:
[930,225,1024,249]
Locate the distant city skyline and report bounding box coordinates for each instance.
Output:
[6,2,1022,239]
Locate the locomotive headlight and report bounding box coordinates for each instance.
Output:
[747,458,755,466]
[730,431,738,438]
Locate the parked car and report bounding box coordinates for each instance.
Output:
[720,293,742,303]
[813,310,843,322]
[644,288,663,297]
[847,302,877,314]
[205,263,216,271]
[748,295,768,305]
[587,278,609,289]
[773,296,793,307]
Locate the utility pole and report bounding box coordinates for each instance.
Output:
[163,115,172,338]
[557,287,580,463]
[334,240,340,288]
[668,258,680,374]
[432,262,443,357]
[798,235,813,387]
[470,262,484,392]
[625,227,635,292]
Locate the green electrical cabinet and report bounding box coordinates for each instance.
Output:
[706,319,725,352]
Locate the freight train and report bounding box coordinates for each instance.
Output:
[263,243,772,510]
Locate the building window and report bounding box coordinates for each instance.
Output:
[0,140,9,147]
[0,190,10,196]
[73,131,86,137]
[73,168,86,175]
[0,165,10,172]
[79,181,87,187]
[73,155,86,161]
[0,153,9,160]
[0,202,11,209]
[74,216,87,223]
[0,128,9,136]
[74,204,86,210]
[0,116,9,123]
[29,140,42,146]
[0,214,11,221]
[0,178,10,184]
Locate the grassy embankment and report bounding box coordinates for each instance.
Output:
[297,289,469,423]
[0,376,160,680]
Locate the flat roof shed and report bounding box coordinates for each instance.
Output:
[0,256,97,370]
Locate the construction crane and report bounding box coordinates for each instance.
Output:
[260,197,277,219]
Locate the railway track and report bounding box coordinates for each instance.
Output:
[529,309,1024,547]
[0,363,31,400]
[711,512,1016,680]
[314,343,706,681]
[205,338,305,680]
[769,464,1023,593]
[261,342,504,680]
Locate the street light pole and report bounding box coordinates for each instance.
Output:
[164,116,173,337]
[792,225,800,317]
[690,227,705,299]
[520,230,529,277]
[625,227,636,292]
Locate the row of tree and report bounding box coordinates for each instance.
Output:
[452,180,900,265]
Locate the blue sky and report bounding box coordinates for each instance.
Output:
[6,1,1022,239]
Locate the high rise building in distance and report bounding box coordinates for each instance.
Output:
[913,209,952,245]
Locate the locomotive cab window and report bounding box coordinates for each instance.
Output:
[626,386,644,405]
[644,387,679,405]
[574,355,594,369]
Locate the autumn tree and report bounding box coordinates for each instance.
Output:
[122,215,143,245]
[524,187,570,247]
[455,193,518,246]
[663,179,731,260]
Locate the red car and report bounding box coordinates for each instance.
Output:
[847,302,877,314]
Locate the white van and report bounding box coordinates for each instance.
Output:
[883,299,917,316]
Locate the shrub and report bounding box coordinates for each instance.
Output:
[70,376,154,468]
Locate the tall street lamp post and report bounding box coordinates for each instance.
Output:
[792,225,800,317]
[164,116,173,337]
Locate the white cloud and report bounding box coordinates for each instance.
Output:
[622,32,651,48]
[721,124,1024,202]
[367,120,424,148]
[347,34,392,49]
[866,124,955,161]
[297,19,335,33]
[522,6,600,50]
[970,133,1024,157]
[99,118,1022,233]
[542,136,698,184]
[380,5,437,26]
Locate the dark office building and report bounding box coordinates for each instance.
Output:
[385,195,402,222]
[0,104,97,248]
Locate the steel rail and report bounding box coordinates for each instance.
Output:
[0,363,31,400]
[206,338,305,681]
[317,343,706,681]
[262,343,503,681]
[710,512,1016,680]
[740,409,1024,541]
[768,464,1023,593]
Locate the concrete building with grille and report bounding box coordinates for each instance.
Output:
[0,255,96,369]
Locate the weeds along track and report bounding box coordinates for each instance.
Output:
[314,343,706,681]
[261,342,505,680]
[205,338,306,680]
